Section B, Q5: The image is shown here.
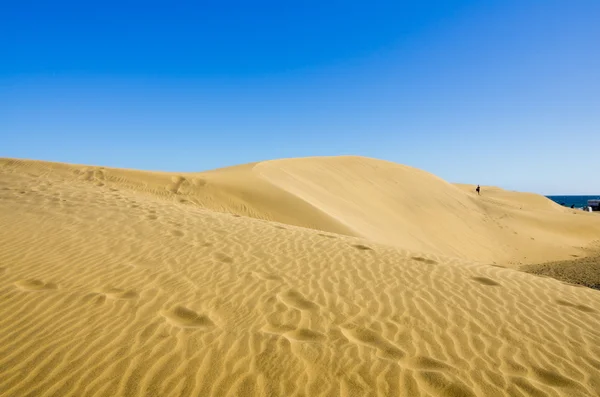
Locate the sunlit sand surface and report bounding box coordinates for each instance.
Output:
[1,156,599,397]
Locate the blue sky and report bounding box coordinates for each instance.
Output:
[2,1,599,194]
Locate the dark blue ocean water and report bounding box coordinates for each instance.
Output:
[547,195,600,208]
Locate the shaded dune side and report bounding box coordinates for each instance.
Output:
[523,256,600,290]
[1,162,600,397]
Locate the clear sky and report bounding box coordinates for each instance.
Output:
[2,1,599,194]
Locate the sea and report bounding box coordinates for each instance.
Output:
[547,195,600,209]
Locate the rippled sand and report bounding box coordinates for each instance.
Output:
[1,156,599,397]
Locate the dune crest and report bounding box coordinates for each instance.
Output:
[1,156,599,397]
[3,156,598,266]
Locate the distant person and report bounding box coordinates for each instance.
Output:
[476,185,480,195]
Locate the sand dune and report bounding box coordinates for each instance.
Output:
[254,157,600,265]
[1,156,599,397]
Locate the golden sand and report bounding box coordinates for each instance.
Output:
[1,156,599,397]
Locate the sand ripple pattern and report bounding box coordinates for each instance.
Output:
[1,160,599,397]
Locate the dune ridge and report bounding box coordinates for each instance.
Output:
[3,156,598,266]
[1,156,599,397]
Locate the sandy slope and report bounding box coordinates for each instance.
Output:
[1,157,599,397]
[255,157,600,265]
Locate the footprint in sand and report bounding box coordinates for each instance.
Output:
[284,328,326,343]
[192,178,207,187]
[83,292,107,305]
[213,253,234,264]
[261,324,325,343]
[407,356,453,371]
[99,287,139,300]
[15,279,58,291]
[171,229,184,237]
[278,289,319,311]
[412,256,437,265]
[167,176,190,194]
[471,277,501,286]
[531,366,580,388]
[161,306,215,329]
[417,371,476,397]
[556,299,595,313]
[340,326,405,361]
